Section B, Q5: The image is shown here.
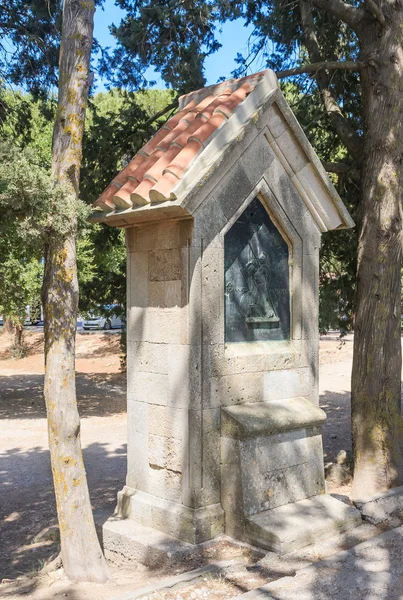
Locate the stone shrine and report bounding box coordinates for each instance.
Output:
[92,69,361,557]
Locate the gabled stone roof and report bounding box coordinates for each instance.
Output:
[92,69,354,232]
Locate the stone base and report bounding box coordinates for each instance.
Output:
[354,485,403,524]
[101,515,266,570]
[117,486,225,544]
[221,400,327,518]
[226,495,362,554]
[102,514,196,568]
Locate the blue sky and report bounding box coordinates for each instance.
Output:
[93,1,258,90]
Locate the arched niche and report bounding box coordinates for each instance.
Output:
[224,196,291,343]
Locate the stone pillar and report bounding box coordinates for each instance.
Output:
[118,219,224,543]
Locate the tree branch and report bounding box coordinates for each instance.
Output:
[117,100,178,150]
[363,0,386,25]
[299,0,363,163]
[312,0,366,30]
[322,161,360,180]
[142,100,178,130]
[92,100,179,175]
[276,60,364,79]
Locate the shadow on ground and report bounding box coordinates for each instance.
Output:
[0,441,126,579]
[244,526,403,599]
[320,389,351,462]
[0,372,126,419]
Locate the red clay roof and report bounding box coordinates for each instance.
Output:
[94,72,267,212]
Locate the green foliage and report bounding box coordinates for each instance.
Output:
[278,80,359,331]
[0,0,102,98]
[0,138,87,329]
[76,233,98,286]
[0,86,176,333]
[80,87,176,318]
[0,257,43,329]
[0,87,55,166]
[99,0,230,93]
[0,140,88,243]
[0,0,62,98]
[78,225,126,317]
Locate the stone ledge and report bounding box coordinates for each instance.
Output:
[221,398,326,439]
[353,485,403,524]
[99,513,263,571]
[117,486,225,544]
[225,495,361,554]
[102,514,196,569]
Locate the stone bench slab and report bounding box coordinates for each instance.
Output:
[221,398,326,439]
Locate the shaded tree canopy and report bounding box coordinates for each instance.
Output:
[0,137,80,351]
[0,86,176,321]
[0,0,61,96]
[99,0,236,92]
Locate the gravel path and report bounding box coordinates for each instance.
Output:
[0,331,400,587]
[234,526,403,600]
[0,333,127,579]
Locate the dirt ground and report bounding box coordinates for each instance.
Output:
[0,329,386,599]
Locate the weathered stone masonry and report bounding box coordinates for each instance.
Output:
[93,69,361,556]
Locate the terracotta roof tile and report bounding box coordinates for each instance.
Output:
[189,113,227,146]
[145,145,183,181]
[149,172,181,203]
[213,84,250,117]
[130,178,156,206]
[113,178,140,208]
[164,139,203,180]
[113,154,146,186]
[163,99,197,130]
[94,72,266,211]
[141,125,171,156]
[94,182,120,211]
[128,150,164,182]
[156,116,197,151]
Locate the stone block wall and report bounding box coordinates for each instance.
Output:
[189,121,322,414]
[126,220,193,506]
[221,428,325,516]
[125,219,224,541]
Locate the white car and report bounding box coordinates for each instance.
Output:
[83,313,122,330]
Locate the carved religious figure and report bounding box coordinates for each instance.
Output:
[224,197,290,342]
[239,247,279,324]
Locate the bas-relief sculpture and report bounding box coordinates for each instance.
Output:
[224,197,290,343]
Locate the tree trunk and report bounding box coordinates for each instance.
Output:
[42,0,111,582]
[4,317,14,335]
[351,4,403,498]
[13,324,25,356]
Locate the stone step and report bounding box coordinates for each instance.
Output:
[101,513,195,568]
[353,484,403,524]
[245,494,362,554]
